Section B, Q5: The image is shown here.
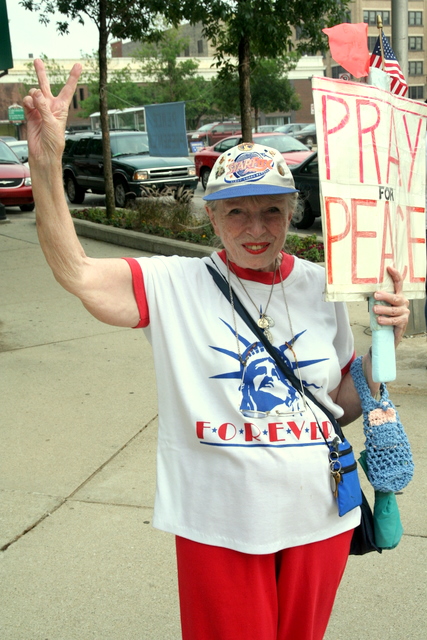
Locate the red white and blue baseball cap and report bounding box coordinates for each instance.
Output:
[203,142,298,201]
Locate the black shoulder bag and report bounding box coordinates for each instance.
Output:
[206,262,380,555]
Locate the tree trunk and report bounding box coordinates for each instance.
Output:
[254,106,259,132]
[99,0,115,218]
[238,35,252,143]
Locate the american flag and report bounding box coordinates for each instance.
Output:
[370,32,408,96]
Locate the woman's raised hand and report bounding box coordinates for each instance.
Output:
[23,58,82,165]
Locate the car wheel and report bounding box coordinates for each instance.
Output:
[65,175,85,204]
[293,202,315,230]
[19,203,35,212]
[114,178,129,208]
[305,136,314,147]
[201,168,211,191]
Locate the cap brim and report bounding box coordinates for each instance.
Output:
[203,184,299,201]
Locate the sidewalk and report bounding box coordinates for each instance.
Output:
[1,213,426,639]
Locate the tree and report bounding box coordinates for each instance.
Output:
[21,0,166,218]
[167,0,350,141]
[213,56,302,130]
[77,53,146,118]
[133,28,216,129]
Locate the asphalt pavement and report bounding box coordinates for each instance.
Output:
[1,210,426,639]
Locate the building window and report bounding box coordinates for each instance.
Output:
[197,40,204,54]
[409,36,423,51]
[79,88,85,101]
[72,94,78,109]
[363,10,390,26]
[331,65,347,79]
[409,11,423,26]
[183,46,190,57]
[408,61,423,75]
[368,36,378,52]
[408,86,424,100]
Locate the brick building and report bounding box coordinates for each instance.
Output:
[327,0,427,99]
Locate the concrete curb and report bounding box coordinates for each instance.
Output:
[72,218,213,258]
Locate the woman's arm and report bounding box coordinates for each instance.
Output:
[23,59,140,328]
[330,266,410,426]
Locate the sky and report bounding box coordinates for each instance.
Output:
[6,2,101,60]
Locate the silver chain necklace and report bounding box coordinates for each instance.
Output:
[227,256,277,343]
[225,252,296,356]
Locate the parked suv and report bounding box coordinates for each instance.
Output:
[187,121,241,152]
[62,130,198,207]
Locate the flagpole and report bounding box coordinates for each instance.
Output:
[377,14,385,70]
[365,14,397,383]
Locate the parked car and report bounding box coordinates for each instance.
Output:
[6,140,29,165]
[289,152,320,229]
[62,130,198,207]
[293,123,317,148]
[194,133,313,190]
[274,123,311,135]
[187,121,241,153]
[0,139,34,211]
[0,135,17,142]
[254,124,279,133]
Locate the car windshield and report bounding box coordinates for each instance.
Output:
[197,123,217,132]
[0,142,21,164]
[10,143,28,156]
[255,135,309,153]
[111,133,150,157]
[299,124,315,133]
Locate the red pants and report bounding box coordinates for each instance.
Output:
[176,530,353,640]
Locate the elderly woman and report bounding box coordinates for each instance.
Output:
[24,61,409,640]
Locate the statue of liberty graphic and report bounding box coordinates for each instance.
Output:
[210,320,328,418]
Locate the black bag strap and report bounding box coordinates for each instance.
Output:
[206,261,345,441]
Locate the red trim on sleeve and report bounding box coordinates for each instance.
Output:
[122,257,149,328]
[341,351,356,377]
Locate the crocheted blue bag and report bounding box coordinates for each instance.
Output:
[350,356,414,493]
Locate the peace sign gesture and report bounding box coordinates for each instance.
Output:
[23,58,82,166]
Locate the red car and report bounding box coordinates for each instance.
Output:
[195,133,313,189]
[0,140,34,211]
[188,121,241,153]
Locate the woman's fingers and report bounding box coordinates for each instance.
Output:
[33,58,53,99]
[29,60,82,117]
[57,63,82,105]
[372,266,410,347]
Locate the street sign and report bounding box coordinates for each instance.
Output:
[8,105,25,123]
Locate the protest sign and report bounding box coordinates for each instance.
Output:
[312,76,427,301]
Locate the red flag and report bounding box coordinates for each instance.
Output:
[323,23,370,78]
[370,32,408,96]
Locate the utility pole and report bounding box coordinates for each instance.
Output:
[391,0,408,74]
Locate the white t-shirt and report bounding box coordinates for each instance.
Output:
[130,252,360,554]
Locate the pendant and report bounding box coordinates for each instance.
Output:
[257,314,275,329]
[263,328,274,343]
[258,315,270,329]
